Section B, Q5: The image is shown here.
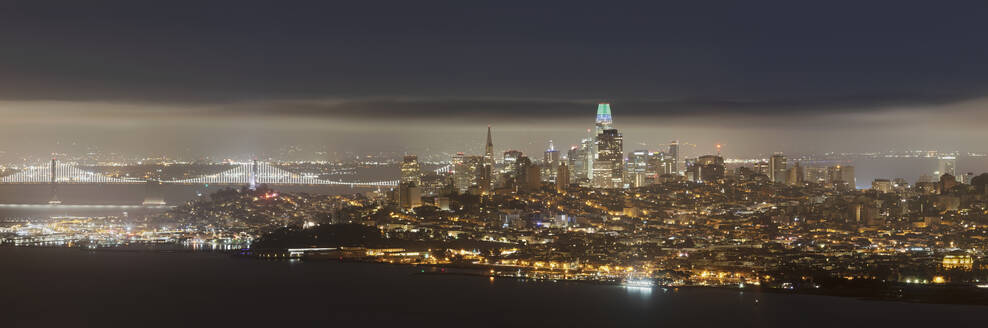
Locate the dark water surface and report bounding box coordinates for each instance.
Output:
[0,248,984,327]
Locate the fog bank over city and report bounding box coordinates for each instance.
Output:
[0,96,985,159]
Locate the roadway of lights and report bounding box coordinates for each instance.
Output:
[0,162,451,187]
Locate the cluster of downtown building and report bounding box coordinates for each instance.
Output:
[6,102,985,292]
[394,103,865,208]
[304,103,988,290]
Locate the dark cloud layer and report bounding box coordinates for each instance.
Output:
[3,1,988,108]
[1,1,987,158]
[221,92,977,121]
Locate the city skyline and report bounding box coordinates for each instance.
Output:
[4,2,988,326]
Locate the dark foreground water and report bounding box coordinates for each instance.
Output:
[0,248,985,327]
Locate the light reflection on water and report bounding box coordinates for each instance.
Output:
[624,285,654,302]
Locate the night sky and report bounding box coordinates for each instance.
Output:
[2,1,987,159]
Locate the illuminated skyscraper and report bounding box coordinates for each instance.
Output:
[462,155,485,193]
[589,103,611,180]
[594,103,613,135]
[769,153,787,183]
[938,156,957,181]
[556,162,569,192]
[593,128,623,188]
[543,140,560,182]
[484,125,495,168]
[582,131,594,182]
[400,155,422,186]
[827,165,856,189]
[481,125,495,193]
[786,162,804,186]
[628,150,649,188]
[687,155,725,182]
[566,146,580,184]
[502,149,524,184]
[804,166,828,183]
[646,151,673,178]
[523,162,541,192]
[451,152,471,193]
[841,166,856,188]
[567,138,593,186]
[753,161,769,176]
[399,182,422,209]
[872,179,893,193]
[668,141,680,174]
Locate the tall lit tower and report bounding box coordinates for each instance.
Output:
[400,155,422,186]
[480,125,495,193]
[591,103,612,182]
[584,129,594,181]
[769,153,787,183]
[594,103,613,135]
[484,125,495,168]
[594,128,624,188]
[668,141,680,174]
[544,140,560,182]
[48,158,61,205]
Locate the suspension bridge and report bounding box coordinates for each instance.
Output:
[0,160,450,205]
[1,160,450,187]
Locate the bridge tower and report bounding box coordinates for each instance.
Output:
[142,179,166,206]
[48,158,61,205]
[249,159,258,190]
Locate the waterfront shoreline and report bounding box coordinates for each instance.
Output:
[5,244,988,307]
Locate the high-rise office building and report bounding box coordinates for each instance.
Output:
[804,166,828,183]
[451,152,473,193]
[580,135,594,182]
[872,179,893,193]
[646,151,673,177]
[684,158,697,182]
[556,162,569,192]
[687,155,725,182]
[588,103,612,186]
[938,156,957,181]
[786,162,804,186]
[827,165,856,189]
[476,161,492,195]
[593,128,623,188]
[594,103,613,136]
[484,125,495,168]
[567,138,593,186]
[841,166,856,188]
[668,141,680,174]
[502,150,524,178]
[769,153,787,183]
[567,146,581,184]
[399,182,422,209]
[628,150,649,188]
[590,103,612,179]
[523,163,542,192]
[753,161,769,176]
[400,155,422,186]
[481,126,495,193]
[543,140,560,183]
